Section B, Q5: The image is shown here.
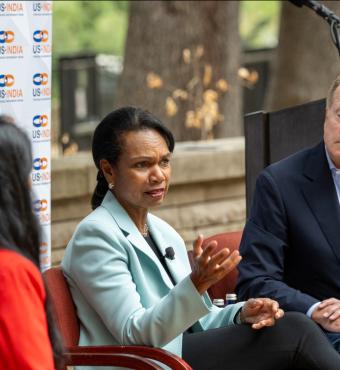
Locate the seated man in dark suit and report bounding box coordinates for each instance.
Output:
[237,74,340,351]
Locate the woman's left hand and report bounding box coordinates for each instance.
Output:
[240,298,284,330]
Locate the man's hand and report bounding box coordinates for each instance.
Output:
[240,298,284,330]
[312,298,340,332]
[190,235,242,295]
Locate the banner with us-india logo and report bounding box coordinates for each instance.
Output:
[0,1,52,270]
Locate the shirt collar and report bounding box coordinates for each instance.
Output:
[325,145,340,173]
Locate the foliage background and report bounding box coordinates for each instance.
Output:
[52,1,280,102]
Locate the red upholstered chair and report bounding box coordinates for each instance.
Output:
[187,231,243,301]
[43,266,192,370]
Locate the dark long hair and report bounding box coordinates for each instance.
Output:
[0,116,40,261]
[0,116,64,369]
[91,106,175,209]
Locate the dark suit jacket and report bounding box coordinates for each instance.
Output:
[236,141,340,313]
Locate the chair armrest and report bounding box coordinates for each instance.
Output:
[67,345,193,370]
[66,352,162,369]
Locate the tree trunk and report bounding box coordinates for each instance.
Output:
[267,1,340,111]
[115,1,241,141]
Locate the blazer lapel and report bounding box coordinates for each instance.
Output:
[148,222,189,284]
[302,142,340,262]
[101,192,174,289]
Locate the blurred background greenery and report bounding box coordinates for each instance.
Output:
[240,1,281,49]
[52,1,280,103]
[53,1,280,57]
[53,1,129,57]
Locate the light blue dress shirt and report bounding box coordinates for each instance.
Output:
[325,148,340,205]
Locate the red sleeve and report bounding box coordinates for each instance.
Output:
[0,251,55,370]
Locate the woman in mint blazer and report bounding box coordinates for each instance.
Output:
[62,107,340,370]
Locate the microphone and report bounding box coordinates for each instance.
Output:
[289,0,340,57]
[289,0,340,24]
[164,247,175,260]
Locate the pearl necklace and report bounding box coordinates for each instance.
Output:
[142,224,149,237]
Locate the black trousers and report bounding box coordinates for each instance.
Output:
[182,312,340,370]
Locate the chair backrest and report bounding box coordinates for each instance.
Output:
[187,231,242,300]
[44,266,79,347]
[244,98,325,214]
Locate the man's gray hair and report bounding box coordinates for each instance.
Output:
[327,73,340,108]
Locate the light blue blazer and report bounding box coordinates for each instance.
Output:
[62,191,244,369]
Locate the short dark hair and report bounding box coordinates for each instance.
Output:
[91,106,175,209]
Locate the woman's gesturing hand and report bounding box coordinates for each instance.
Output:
[190,234,242,295]
[240,298,284,329]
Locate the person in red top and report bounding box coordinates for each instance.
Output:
[0,116,64,370]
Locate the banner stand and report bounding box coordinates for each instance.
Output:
[0,1,53,270]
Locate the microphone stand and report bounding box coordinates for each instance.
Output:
[290,0,340,57]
